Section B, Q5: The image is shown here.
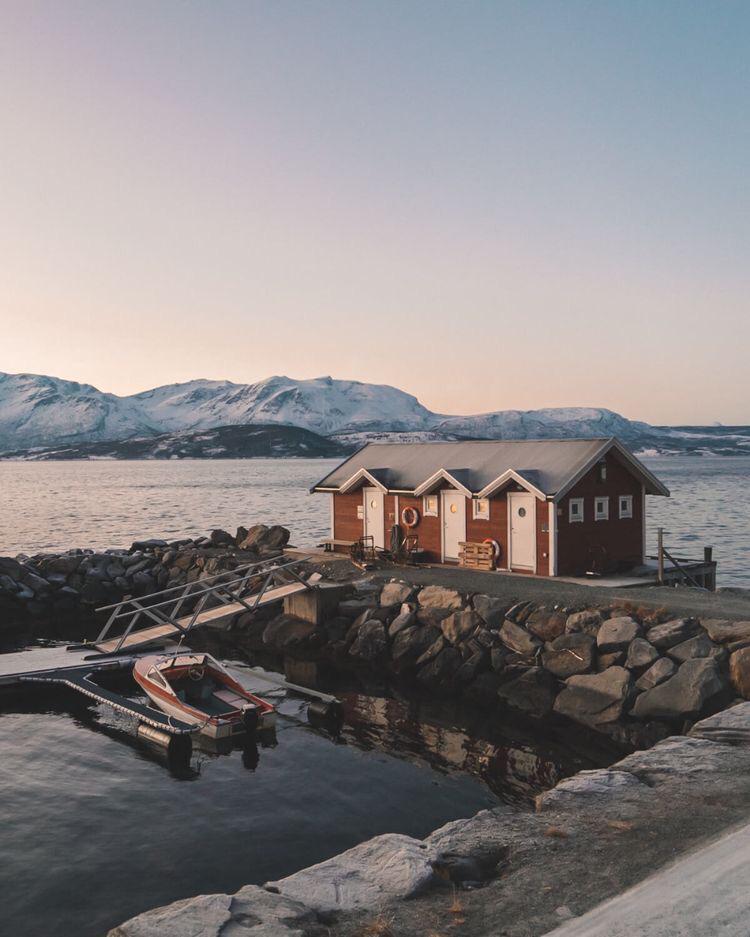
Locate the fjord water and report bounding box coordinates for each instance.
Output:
[1,455,748,585]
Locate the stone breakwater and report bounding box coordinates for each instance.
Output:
[0,524,291,627]
[247,577,750,746]
[108,702,750,937]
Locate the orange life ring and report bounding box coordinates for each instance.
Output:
[401,506,420,528]
[483,538,501,561]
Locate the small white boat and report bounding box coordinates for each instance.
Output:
[133,652,276,739]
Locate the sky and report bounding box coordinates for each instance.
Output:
[1,1,748,424]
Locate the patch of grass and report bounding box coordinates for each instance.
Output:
[356,914,396,937]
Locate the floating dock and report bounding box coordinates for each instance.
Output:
[0,555,323,737]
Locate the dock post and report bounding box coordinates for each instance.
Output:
[657,528,664,584]
[704,546,716,591]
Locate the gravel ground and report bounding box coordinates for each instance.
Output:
[370,563,750,622]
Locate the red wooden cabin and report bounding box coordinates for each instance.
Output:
[311,438,669,577]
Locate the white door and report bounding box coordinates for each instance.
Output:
[441,490,466,561]
[363,487,384,549]
[508,493,536,570]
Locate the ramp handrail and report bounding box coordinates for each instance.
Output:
[94,555,316,653]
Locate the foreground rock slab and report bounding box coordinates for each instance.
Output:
[266,833,435,912]
[108,885,323,937]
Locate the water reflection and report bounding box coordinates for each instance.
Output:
[338,691,612,806]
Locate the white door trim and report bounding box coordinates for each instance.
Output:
[363,486,385,549]
[548,501,557,576]
[507,492,537,572]
[440,490,466,562]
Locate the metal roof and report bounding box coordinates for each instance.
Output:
[311,437,670,499]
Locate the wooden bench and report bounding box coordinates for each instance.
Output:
[318,539,356,553]
[459,541,495,571]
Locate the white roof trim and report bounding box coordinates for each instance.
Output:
[477,469,547,501]
[414,469,472,498]
[338,468,388,493]
[554,438,670,501]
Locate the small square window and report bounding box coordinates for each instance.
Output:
[619,495,633,519]
[595,496,609,521]
[472,498,490,520]
[423,495,439,517]
[569,498,584,523]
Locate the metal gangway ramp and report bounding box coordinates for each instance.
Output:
[93,556,319,655]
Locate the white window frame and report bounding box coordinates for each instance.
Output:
[472,498,490,520]
[595,496,609,521]
[619,494,633,519]
[422,494,439,517]
[568,498,584,523]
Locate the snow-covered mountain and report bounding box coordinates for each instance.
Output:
[0,372,435,449]
[0,372,155,448]
[132,375,436,436]
[0,370,747,455]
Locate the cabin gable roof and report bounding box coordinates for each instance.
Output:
[311,437,669,499]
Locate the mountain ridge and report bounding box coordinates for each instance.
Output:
[0,370,748,456]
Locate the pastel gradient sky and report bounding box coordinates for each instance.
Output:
[1,1,748,423]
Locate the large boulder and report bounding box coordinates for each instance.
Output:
[553,667,632,728]
[263,615,321,652]
[625,638,660,671]
[472,594,509,629]
[525,608,566,642]
[416,634,445,666]
[388,604,416,637]
[455,650,488,686]
[667,633,724,663]
[565,609,602,636]
[635,657,676,691]
[391,625,440,667]
[632,658,728,721]
[702,619,750,644]
[267,833,435,913]
[209,528,235,547]
[542,633,595,678]
[646,618,701,649]
[417,585,463,610]
[417,647,462,689]
[238,524,290,552]
[497,667,557,716]
[597,616,640,653]
[379,581,415,606]
[499,620,540,657]
[108,884,322,937]
[348,621,387,661]
[729,648,750,699]
[441,609,481,645]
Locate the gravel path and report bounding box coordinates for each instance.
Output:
[372,562,750,622]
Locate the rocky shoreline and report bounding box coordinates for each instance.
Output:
[244,574,750,749]
[0,523,292,630]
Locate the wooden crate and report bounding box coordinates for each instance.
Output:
[458,541,495,571]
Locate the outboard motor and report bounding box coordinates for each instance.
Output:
[307,698,344,734]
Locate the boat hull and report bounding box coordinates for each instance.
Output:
[133,654,276,739]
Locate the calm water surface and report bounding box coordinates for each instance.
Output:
[0,670,605,937]
[1,455,748,585]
